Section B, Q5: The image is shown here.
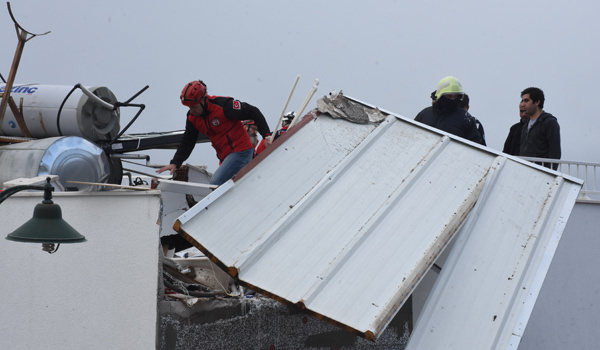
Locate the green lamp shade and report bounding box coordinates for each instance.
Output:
[6,201,86,243]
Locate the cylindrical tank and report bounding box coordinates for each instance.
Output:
[0,84,120,141]
[0,136,111,191]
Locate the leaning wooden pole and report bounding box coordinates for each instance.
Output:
[271,74,300,140]
[0,2,50,128]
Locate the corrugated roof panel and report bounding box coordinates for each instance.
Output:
[175,95,582,342]
[406,160,582,349]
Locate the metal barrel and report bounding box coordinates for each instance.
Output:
[0,84,120,141]
[0,136,110,191]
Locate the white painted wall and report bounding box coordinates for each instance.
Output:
[520,201,600,349]
[0,190,162,350]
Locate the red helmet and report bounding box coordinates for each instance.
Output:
[180,80,207,107]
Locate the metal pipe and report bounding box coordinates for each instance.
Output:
[78,84,115,110]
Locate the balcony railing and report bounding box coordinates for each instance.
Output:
[520,157,600,200]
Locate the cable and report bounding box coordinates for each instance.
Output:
[56,84,80,136]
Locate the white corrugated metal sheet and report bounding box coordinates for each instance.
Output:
[175,95,582,343]
[405,159,581,349]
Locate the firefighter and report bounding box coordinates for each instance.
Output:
[415,76,485,145]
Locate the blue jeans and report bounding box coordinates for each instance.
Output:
[210,148,254,186]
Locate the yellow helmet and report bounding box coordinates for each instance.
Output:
[435,76,463,100]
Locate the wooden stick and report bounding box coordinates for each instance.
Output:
[66,180,153,191]
[271,75,300,141]
[289,78,319,128]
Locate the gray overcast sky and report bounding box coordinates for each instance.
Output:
[2,0,599,173]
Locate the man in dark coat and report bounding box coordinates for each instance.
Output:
[502,109,528,156]
[518,87,561,170]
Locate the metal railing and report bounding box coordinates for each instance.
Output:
[520,157,600,200]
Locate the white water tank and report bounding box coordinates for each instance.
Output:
[0,84,120,141]
[0,136,110,191]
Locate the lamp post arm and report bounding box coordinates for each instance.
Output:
[0,177,54,205]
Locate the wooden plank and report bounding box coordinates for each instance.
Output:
[66,180,153,191]
[155,178,217,193]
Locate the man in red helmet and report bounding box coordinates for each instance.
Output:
[157,80,272,185]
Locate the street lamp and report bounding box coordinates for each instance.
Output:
[2,177,86,253]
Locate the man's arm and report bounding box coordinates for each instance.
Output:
[244,104,271,139]
[415,109,425,122]
[466,115,486,146]
[222,98,271,139]
[171,119,200,168]
[414,106,436,127]
[546,118,561,160]
[157,119,199,175]
[503,124,517,154]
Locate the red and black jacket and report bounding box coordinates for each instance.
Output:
[171,95,270,166]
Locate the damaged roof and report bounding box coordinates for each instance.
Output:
[174,94,582,344]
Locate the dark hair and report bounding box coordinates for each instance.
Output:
[521,87,544,109]
[458,93,469,109]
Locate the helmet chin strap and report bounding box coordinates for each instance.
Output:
[200,96,208,116]
[198,80,207,95]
